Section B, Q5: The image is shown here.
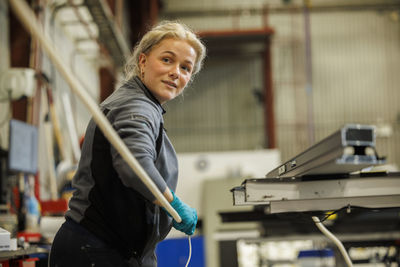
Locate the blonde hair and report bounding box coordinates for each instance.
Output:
[124,21,206,81]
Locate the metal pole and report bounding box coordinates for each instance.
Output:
[303,1,315,145]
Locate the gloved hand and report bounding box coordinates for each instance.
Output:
[165,191,197,236]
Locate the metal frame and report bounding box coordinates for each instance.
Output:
[232,172,400,214]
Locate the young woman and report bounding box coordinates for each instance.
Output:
[49,21,206,267]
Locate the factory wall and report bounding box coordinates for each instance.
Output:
[164,55,265,152]
[160,1,400,169]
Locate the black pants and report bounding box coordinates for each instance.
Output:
[49,219,144,267]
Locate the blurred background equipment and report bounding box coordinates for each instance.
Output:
[8,120,38,175]
[0,68,36,101]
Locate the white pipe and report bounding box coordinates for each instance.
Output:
[44,119,58,200]
[312,216,353,267]
[8,0,182,223]
[61,93,81,162]
[40,84,58,200]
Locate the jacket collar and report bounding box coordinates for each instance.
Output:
[132,76,166,114]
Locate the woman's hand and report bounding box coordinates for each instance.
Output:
[164,191,197,235]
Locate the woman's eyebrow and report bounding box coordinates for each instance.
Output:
[162,50,176,56]
[162,51,194,66]
[184,59,194,66]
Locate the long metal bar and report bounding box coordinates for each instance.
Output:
[271,195,400,214]
[266,124,380,178]
[8,0,182,223]
[162,3,400,18]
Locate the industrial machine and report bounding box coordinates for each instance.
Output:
[229,124,400,266]
[231,124,398,212]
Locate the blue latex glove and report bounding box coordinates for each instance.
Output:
[165,191,197,236]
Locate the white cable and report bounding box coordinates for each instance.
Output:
[185,236,192,267]
[312,216,353,267]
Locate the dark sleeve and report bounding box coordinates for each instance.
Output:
[108,101,167,202]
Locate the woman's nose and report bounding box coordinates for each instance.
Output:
[169,65,179,79]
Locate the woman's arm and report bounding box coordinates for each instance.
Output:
[109,101,168,202]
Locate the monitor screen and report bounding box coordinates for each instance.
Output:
[8,119,38,174]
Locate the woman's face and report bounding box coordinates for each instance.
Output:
[139,38,197,104]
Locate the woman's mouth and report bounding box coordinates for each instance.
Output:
[163,80,177,89]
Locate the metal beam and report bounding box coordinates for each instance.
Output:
[161,3,400,18]
[84,0,129,68]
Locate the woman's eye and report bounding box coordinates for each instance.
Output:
[162,58,170,63]
[181,65,191,72]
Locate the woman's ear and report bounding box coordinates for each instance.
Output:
[139,53,146,68]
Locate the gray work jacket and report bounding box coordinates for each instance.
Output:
[66,76,178,264]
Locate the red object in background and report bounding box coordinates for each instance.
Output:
[12,186,20,213]
[17,257,38,267]
[40,199,68,216]
[0,257,39,267]
[34,174,40,203]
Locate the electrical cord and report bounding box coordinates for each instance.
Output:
[319,206,349,222]
[312,216,353,267]
[185,236,192,267]
[320,205,375,223]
